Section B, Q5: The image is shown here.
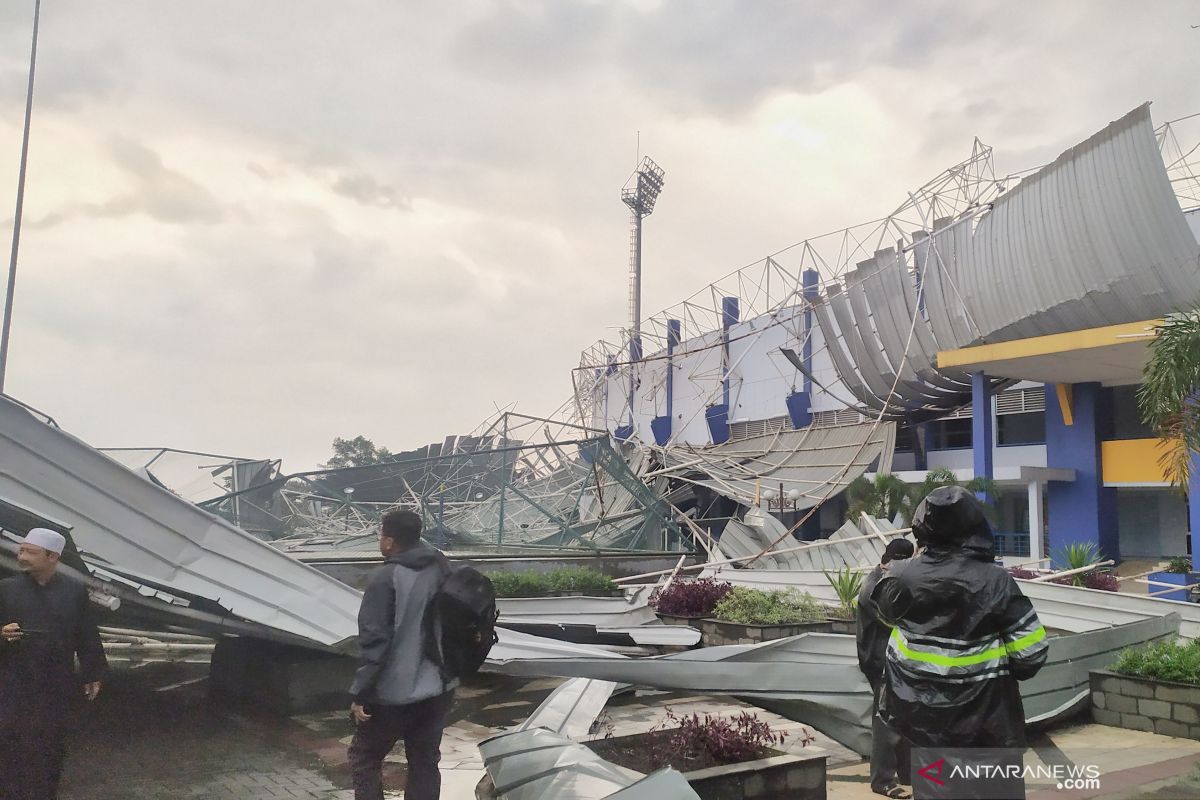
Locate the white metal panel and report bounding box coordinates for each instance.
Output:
[0,395,361,648]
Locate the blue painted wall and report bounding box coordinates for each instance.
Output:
[971,373,994,499]
[1045,382,1119,565]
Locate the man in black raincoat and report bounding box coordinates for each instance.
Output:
[858,538,915,798]
[1,528,106,800]
[872,486,1048,799]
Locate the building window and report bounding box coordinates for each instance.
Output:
[928,418,972,450]
[997,411,1046,446]
[1110,385,1154,440]
[894,424,915,453]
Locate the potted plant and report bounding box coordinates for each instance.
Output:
[650,577,733,626]
[1091,639,1200,739]
[823,566,864,634]
[1148,557,1195,602]
[587,708,825,800]
[702,587,832,646]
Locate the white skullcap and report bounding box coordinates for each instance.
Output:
[22,528,66,555]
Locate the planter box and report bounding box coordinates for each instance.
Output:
[656,612,708,628]
[686,752,826,799]
[1148,571,1192,602]
[1090,669,1200,739]
[587,731,826,800]
[701,618,833,647]
[826,618,855,635]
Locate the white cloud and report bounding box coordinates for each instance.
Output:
[0,0,1196,470]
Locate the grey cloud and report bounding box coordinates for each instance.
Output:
[32,139,225,229]
[452,0,996,118]
[331,172,412,211]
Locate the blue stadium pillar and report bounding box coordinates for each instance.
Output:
[786,270,819,431]
[706,297,738,444]
[1045,382,1119,566]
[651,320,680,446]
[971,373,994,500]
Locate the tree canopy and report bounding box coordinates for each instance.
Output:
[1138,310,1200,488]
[324,435,395,468]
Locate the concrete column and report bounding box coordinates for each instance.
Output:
[1045,382,1119,566]
[971,372,994,498]
[1190,454,1200,571]
[1027,478,1044,563]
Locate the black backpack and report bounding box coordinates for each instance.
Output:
[423,564,499,682]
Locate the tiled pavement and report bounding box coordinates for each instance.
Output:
[57,661,1200,799]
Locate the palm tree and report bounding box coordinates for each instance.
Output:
[845,468,1000,525]
[907,467,1000,521]
[1138,310,1200,488]
[845,473,912,523]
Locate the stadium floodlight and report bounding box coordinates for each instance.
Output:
[621,156,666,342]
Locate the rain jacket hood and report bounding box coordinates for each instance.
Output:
[911,485,995,561]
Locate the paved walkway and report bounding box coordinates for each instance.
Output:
[828,721,1200,800]
[57,662,1200,799]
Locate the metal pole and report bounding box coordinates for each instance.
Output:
[0,0,41,393]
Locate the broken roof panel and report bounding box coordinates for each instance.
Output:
[0,395,361,649]
[659,423,895,509]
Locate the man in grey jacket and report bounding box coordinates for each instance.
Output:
[348,509,457,800]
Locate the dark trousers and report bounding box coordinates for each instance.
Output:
[868,679,910,791]
[0,717,68,800]
[871,707,911,790]
[348,691,453,800]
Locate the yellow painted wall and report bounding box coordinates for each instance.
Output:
[1101,439,1170,485]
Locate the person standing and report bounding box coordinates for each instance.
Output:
[857,538,915,799]
[872,486,1049,799]
[0,528,106,800]
[348,510,457,800]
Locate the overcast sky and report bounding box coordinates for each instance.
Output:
[0,0,1196,471]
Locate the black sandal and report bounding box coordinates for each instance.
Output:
[872,783,912,799]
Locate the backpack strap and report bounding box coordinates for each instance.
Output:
[421,558,454,691]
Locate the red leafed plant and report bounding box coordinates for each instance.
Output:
[657,708,799,765]
[650,577,733,617]
[1009,566,1118,591]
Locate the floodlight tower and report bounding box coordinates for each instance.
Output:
[618,157,664,435]
[621,157,665,346]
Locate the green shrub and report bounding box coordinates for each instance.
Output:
[485,568,617,598]
[824,567,864,618]
[1112,639,1200,686]
[1167,556,1193,575]
[712,587,827,625]
[1055,542,1104,586]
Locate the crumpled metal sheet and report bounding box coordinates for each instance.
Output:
[813,104,1199,418]
[496,616,1180,757]
[479,727,700,800]
[715,515,904,572]
[516,677,618,740]
[659,424,895,509]
[935,104,1200,345]
[0,395,362,648]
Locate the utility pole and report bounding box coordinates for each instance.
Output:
[0,0,42,392]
